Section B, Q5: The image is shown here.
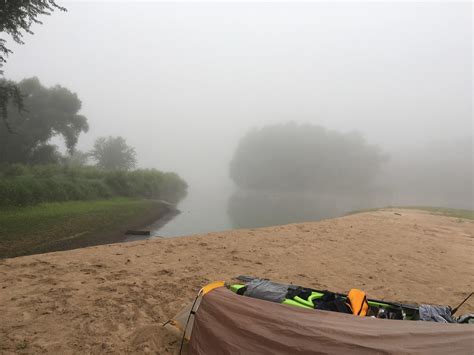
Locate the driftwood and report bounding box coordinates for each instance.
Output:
[125,230,151,236]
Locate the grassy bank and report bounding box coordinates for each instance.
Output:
[0,198,172,259]
[397,206,474,220]
[347,206,474,220]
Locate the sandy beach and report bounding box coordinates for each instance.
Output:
[1,208,473,354]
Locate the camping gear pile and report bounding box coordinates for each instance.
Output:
[166,277,474,354]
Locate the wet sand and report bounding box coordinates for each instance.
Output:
[0,208,473,353]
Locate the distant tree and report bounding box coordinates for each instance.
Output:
[0,0,66,129]
[62,149,90,166]
[28,143,62,164]
[90,136,137,170]
[230,122,385,193]
[0,77,88,164]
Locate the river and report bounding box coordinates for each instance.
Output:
[146,186,233,237]
[143,185,379,238]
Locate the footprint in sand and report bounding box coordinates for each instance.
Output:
[80,268,98,275]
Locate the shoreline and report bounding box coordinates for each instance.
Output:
[0,208,472,353]
[124,208,180,242]
[42,201,179,253]
[0,199,179,259]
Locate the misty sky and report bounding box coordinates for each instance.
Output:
[3,1,472,188]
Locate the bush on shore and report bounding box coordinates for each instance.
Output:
[0,164,187,207]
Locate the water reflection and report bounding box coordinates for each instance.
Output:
[145,186,383,237]
[227,189,375,229]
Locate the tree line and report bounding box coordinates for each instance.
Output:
[0,78,187,206]
[0,3,187,207]
[0,77,138,170]
[230,122,385,194]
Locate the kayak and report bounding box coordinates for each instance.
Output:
[229,279,420,320]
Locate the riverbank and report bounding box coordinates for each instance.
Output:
[0,198,175,259]
[0,208,472,353]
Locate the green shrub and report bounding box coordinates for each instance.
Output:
[0,164,187,206]
[42,178,69,202]
[30,164,62,178]
[2,177,39,206]
[104,170,132,196]
[3,164,28,177]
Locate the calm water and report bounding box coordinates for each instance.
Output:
[145,186,378,238]
[129,181,471,241]
[148,187,233,237]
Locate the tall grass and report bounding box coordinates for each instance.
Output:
[0,164,187,207]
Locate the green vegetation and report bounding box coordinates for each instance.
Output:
[230,122,385,192]
[0,77,88,164]
[0,164,187,207]
[0,73,187,257]
[90,136,137,170]
[1,1,65,127]
[0,2,188,258]
[0,198,167,258]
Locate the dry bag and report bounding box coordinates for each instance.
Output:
[347,289,369,316]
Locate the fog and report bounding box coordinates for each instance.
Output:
[4,1,472,234]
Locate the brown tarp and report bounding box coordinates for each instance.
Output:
[189,287,474,354]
